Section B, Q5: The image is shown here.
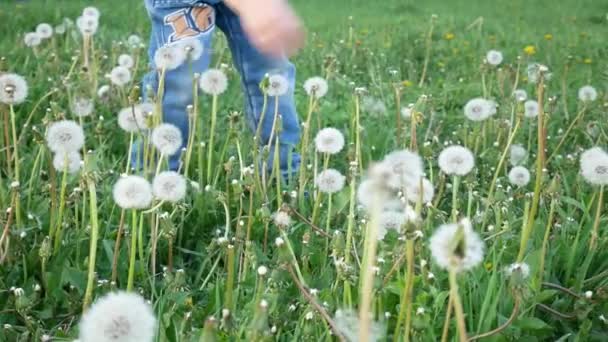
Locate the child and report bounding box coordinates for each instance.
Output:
[142,0,305,175]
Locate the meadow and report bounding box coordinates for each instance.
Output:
[0,0,607,341]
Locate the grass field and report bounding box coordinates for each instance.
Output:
[0,0,608,341]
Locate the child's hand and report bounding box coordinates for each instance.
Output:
[225,0,305,58]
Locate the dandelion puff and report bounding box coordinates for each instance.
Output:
[504,262,530,279]
[76,15,99,35]
[383,149,424,189]
[36,23,54,39]
[527,63,551,84]
[71,97,94,117]
[118,106,147,132]
[24,32,41,47]
[118,54,135,69]
[82,6,101,20]
[199,68,228,95]
[401,106,413,119]
[154,44,186,71]
[523,100,539,118]
[580,147,608,186]
[377,211,407,240]
[179,38,204,61]
[54,23,66,35]
[464,97,492,121]
[508,166,531,187]
[334,309,384,342]
[303,76,328,99]
[0,73,28,105]
[152,171,187,203]
[46,120,85,153]
[266,74,289,97]
[438,145,475,176]
[97,85,111,100]
[127,34,142,48]
[52,152,82,174]
[429,218,485,273]
[273,211,291,227]
[405,178,435,204]
[113,176,153,209]
[513,89,527,102]
[370,99,387,115]
[78,291,156,342]
[510,144,527,166]
[314,128,345,154]
[485,50,503,66]
[578,85,598,102]
[110,66,131,87]
[315,169,346,194]
[151,123,182,156]
[357,162,395,210]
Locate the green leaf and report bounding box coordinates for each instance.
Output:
[517,317,551,331]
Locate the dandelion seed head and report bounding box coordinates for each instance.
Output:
[580,147,608,186]
[79,291,156,342]
[199,68,228,95]
[76,15,99,35]
[401,106,413,119]
[334,309,384,342]
[24,32,42,47]
[273,211,291,227]
[513,89,527,102]
[118,54,135,69]
[266,74,289,97]
[118,104,150,132]
[405,178,435,204]
[504,262,530,279]
[72,97,94,117]
[110,66,131,87]
[508,166,531,187]
[429,218,485,273]
[383,149,424,189]
[46,120,85,153]
[152,171,187,203]
[377,211,407,240]
[127,34,142,48]
[82,6,101,20]
[438,145,475,176]
[151,123,183,156]
[314,127,345,154]
[510,144,527,166]
[464,98,493,121]
[36,23,53,39]
[0,73,28,105]
[485,50,503,66]
[578,85,598,102]
[154,44,186,71]
[97,85,111,100]
[52,152,82,174]
[315,169,346,193]
[113,175,153,209]
[178,38,204,61]
[303,76,328,98]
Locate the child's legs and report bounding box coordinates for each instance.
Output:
[140,0,216,170]
[214,3,301,177]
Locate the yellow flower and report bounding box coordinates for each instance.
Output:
[523,45,536,56]
[544,33,553,41]
[484,262,493,271]
[402,80,413,87]
[584,58,592,64]
[444,32,455,41]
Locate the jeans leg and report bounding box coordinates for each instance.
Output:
[214,3,301,177]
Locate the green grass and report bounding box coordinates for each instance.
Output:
[0,0,607,341]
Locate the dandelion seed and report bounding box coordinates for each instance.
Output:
[97,85,111,100]
[578,85,598,102]
[199,68,228,95]
[377,211,407,240]
[152,171,187,203]
[315,169,346,193]
[76,15,99,35]
[334,309,384,342]
[110,66,131,87]
[46,120,85,153]
[584,291,593,299]
[179,38,204,61]
[113,175,153,209]
[82,6,101,20]
[405,178,435,204]
[266,74,289,97]
[257,266,268,276]
[513,89,527,102]
[78,291,156,342]
[464,98,493,122]
[118,105,148,132]
[0,73,28,105]
[504,262,530,279]
[523,100,539,118]
[527,63,549,84]
[429,218,485,272]
[118,54,135,69]
[52,152,82,173]
[127,34,142,48]
[24,32,42,47]
[71,97,94,117]
[485,50,503,66]
[510,144,527,166]
[153,44,186,71]
[36,23,53,39]
[580,147,608,185]
[314,128,345,154]
[273,211,291,227]
[383,149,424,189]
[151,123,182,156]
[303,76,328,98]
[401,106,413,119]
[438,145,475,176]
[54,23,66,35]
[508,166,531,187]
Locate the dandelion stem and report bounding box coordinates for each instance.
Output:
[440,295,453,342]
[448,269,468,341]
[111,209,126,285]
[52,162,70,252]
[468,294,520,341]
[418,15,436,87]
[589,186,604,250]
[537,183,558,289]
[206,95,218,185]
[127,210,138,291]
[298,95,316,200]
[224,245,235,311]
[82,177,99,311]
[547,106,586,162]
[451,176,461,221]
[393,238,415,342]
[9,105,21,227]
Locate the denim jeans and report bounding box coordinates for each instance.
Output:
[142,0,301,175]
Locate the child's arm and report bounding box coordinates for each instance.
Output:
[223,0,305,58]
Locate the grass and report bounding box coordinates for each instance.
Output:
[0,0,607,341]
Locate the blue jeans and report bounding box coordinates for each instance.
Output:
[142,0,301,175]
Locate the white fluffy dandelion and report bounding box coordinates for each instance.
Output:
[154,44,186,71]
[76,15,99,35]
[118,105,148,132]
[580,147,608,186]
[24,32,41,47]
[52,152,82,174]
[199,68,228,95]
[82,6,101,20]
[504,262,530,279]
[383,149,424,189]
[377,211,407,240]
[578,85,598,102]
[438,145,475,176]
[113,176,153,209]
[429,218,485,273]
[405,178,435,204]
[510,144,527,166]
[266,74,289,97]
[71,97,94,117]
[78,291,156,342]
[0,73,28,105]
[508,166,531,187]
[151,123,182,156]
[315,169,346,193]
[523,100,539,118]
[110,66,132,87]
[314,128,345,154]
[273,211,291,227]
[127,34,142,48]
[46,120,85,153]
[401,106,413,119]
[303,76,328,99]
[118,54,135,69]
[54,23,66,35]
[334,309,384,342]
[179,38,204,61]
[464,98,493,122]
[36,23,53,39]
[485,50,503,66]
[97,85,111,100]
[513,89,527,102]
[152,171,187,203]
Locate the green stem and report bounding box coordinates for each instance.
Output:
[82,178,99,310]
[448,269,468,341]
[127,210,138,291]
[589,186,604,250]
[451,176,461,221]
[206,95,218,185]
